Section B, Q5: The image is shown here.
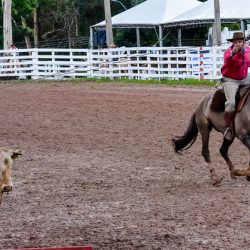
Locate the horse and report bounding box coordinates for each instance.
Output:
[172,87,250,186]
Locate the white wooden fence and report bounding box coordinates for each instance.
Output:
[0,46,227,80]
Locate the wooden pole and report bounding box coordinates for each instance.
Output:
[2,0,13,49]
[104,0,113,47]
[213,0,221,46]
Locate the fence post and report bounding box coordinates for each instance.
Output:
[213,46,223,80]
[199,47,204,80]
[32,49,39,80]
[52,51,57,80]
[88,49,93,78]
[70,51,75,79]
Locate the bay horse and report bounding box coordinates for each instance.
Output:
[172,87,250,186]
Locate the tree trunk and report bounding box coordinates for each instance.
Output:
[33,7,39,48]
[21,16,32,49]
[75,15,78,37]
[2,0,13,49]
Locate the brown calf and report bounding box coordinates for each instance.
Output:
[0,148,22,205]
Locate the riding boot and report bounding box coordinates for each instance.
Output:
[223,111,236,141]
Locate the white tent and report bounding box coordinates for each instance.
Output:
[93,0,201,28]
[166,0,250,28]
[91,0,201,47]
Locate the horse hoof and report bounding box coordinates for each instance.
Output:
[246,176,250,181]
[212,177,223,187]
[230,173,237,179]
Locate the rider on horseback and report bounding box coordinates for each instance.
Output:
[221,32,250,141]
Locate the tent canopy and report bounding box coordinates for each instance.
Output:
[166,0,250,28]
[92,0,201,29]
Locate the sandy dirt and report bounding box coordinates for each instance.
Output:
[0,81,249,250]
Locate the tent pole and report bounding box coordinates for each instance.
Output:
[177,28,182,46]
[159,25,163,47]
[136,27,141,47]
[241,20,245,33]
[89,27,94,49]
[212,24,216,46]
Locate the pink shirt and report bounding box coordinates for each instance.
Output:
[221,45,250,80]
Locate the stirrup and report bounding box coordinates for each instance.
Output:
[224,127,233,141]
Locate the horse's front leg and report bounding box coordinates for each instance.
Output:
[246,161,250,181]
[0,190,3,205]
[232,134,250,180]
[201,129,223,186]
[220,137,250,179]
[241,135,250,180]
[219,138,237,179]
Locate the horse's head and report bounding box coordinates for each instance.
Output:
[0,149,22,205]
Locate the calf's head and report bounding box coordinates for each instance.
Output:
[0,149,22,205]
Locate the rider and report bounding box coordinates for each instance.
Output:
[221,31,250,141]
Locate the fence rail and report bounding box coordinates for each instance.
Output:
[0,46,227,80]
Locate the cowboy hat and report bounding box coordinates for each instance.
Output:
[227,32,245,42]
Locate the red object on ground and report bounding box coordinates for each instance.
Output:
[5,247,93,250]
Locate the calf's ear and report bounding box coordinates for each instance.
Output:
[11,150,22,160]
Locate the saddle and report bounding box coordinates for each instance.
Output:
[210,85,250,113]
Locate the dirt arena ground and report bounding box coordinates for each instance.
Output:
[0,81,250,250]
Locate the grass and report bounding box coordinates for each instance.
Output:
[72,77,216,86]
[1,77,216,87]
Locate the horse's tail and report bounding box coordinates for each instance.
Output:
[172,113,198,154]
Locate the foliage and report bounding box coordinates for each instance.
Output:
[0,0,245,49]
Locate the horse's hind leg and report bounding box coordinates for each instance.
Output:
[220,138,237,179]
[200,127,223,185]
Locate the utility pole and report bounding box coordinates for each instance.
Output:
[104,0,113,47]
[2,0,13,49]
[213,0,221,46]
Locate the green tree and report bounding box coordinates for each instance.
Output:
[12,0,38,48]
[0,0,225,49]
